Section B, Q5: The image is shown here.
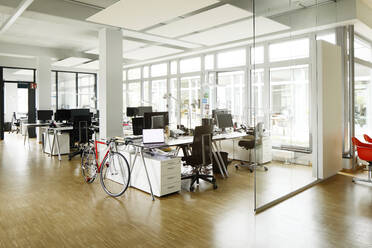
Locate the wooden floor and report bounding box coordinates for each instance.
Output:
[1,134,372,248]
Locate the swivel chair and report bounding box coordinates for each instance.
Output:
[181,125,217,191]
[9,112,20,134]
[352,137,372,184]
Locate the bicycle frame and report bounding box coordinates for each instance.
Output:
[94,139,111,173]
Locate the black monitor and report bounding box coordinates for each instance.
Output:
[70,109,90,121]
[212,109,229,119]
[127,107,139,117]
[138,106,153,116]
[37,110,53,121]
[151,115,165,129]
[144,112,169,129]
[55,109,71,122]
[216,113,233,130]
[132,117,144,135]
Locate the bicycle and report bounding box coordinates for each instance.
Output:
[81,136,131,197]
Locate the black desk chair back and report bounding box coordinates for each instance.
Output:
[182,125,217,191]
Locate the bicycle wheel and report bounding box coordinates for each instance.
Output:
[100,152,131,197]
[81,146,97,183]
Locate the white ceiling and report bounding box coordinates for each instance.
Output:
[85,39,147,55]
[147,4,253,38]
[76,60,99,70]
[87,0,219,30]
[52,57,91,67]
[181,17,290,46]
[123,46,183,61]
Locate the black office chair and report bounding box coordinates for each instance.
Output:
[9,112,20,134]
[68,115,92,160]
[181,125,217,191]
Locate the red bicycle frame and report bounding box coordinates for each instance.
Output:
[94,139,111,173]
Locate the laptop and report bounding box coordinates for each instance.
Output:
[142,129,166,147]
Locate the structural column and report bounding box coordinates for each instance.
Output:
[99,28,123,139]
[36,56,52,109]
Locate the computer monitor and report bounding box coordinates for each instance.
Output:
[132,117,144,135]
[55,110,71,122]
[216,113,233,130]
[144,112,169,129]
[70,109,90,121]
[37,110,53,121]
[151,115,165,129]
[138,106,152,116]
[127,107,139,117]
[212,109,229,120]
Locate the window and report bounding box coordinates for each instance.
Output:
[171,61,177,74]
[151,63,167,77]
[252,69,265,124]
[123,70,127,81]
[128,82,141,107]
[58,72,76,109]
[316,33,336,44]
[78,73,95,109]
[143,81,150,105]
[205,54,214,70]
[180,57,201,73]
[217,49,246,68]
[355,63,372,140]
[216,71,246,124]
[180,76,201,128]
[51,72,57,110]
[269,38,309,62]
[251,46,264,64]
[143,66,149,78]
[17,87,28,116]
[270,65,310,148]
[169,78,178,127]
[128,68,141,80]
[151,79,167,111]
[355,36,372,62]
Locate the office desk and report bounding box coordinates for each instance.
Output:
[124,131,247,200]
[42,126,73,161]
[23,123,50,146]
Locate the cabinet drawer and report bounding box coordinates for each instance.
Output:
[161,162,181,175]
[162,174,180,184]
[161,181,181,195]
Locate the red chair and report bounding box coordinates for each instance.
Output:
[352,137,372,184]
[364,134,372,144]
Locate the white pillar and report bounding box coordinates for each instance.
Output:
[36,56,51,110]
[99,28,123,139]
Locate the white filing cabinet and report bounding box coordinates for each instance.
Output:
[220,136,272,164]
[121,151,181,197]
[44,132,70,155]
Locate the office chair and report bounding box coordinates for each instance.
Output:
[9,112,20,134]
[69,116,92,160]
[363,134,372,144]
[181,125,217,191]
[352,137,372,185]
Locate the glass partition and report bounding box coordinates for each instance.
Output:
[58,72,76,109]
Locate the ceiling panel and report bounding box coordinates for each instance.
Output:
[85,39,147,55]
[76,60,99,70]
[181,17,289,46]
[123,30,201,49]
[147,4,252,38]
[87,0,219,31]
[52,57,91,67]
[123,46,183,61]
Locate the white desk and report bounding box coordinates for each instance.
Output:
[42,126,73,161]
[23,123,50,146]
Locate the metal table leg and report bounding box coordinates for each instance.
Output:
[55,130,61,161]
[211,146,225,179]
[24,127,28,146]
[49,129,54,158]
[140,148,155,201]
[213,141,229,177]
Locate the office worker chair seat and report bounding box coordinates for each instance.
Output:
[181,126,217,191]
[352,137,372,184]
[235,137,268,172]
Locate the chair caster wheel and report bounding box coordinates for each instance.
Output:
[213,184,218,189]
[235,165,239,169]
[190,186,195,192]
[249,169,253,173]
[264,167,268,171]
[352,178,355,183]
